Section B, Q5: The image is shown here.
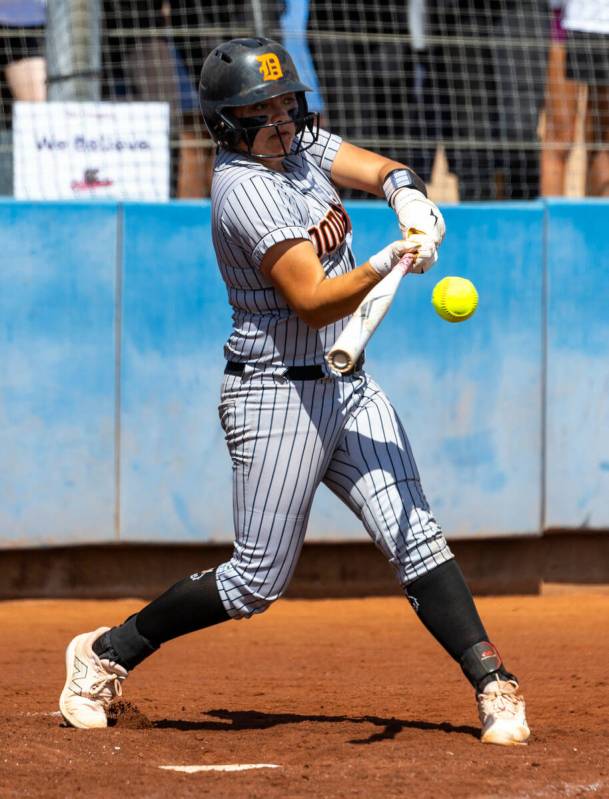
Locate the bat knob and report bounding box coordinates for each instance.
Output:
[326,350,352,374]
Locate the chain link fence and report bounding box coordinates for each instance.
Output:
[1,1,608,200]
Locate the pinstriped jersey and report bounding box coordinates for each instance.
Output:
[211,128,355,367]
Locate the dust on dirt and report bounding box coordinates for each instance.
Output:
[107,700,153,729]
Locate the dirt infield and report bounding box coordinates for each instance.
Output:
[1,594,608,799]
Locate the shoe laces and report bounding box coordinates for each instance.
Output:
[479,680,522,719]
[88,661,125,706]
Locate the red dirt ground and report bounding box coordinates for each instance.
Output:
[1,594,608,799]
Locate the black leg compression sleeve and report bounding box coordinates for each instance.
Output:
[406,559,488,659]
[136,569,230,645]
[406,559,515,689]
[93,569,230,671]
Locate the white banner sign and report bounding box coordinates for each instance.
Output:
[13,102,170,200]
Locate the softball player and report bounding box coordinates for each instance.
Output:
[60,38,529,746]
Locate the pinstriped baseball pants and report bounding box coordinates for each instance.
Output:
[215,368,453,618]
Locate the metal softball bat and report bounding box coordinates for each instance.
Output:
[326,255,412,374]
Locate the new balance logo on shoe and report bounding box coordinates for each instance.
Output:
[68,656,88,695]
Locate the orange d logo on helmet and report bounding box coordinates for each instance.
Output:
[256,53,283,80]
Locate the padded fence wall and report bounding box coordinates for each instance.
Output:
[0,200,607,547]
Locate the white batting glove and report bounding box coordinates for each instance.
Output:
[401,232,438,274]
[392,188,445,273]
[368,240,418,278]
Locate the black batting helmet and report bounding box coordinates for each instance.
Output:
[199,37,319,156]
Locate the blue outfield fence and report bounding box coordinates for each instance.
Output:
[0,199,607,547]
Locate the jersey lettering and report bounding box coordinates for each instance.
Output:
[308,203,351,258]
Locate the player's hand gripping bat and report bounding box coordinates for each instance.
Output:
[326,251,415,374]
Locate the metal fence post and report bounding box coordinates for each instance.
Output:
[46,0,101,101]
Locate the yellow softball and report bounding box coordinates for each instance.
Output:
[431,276,479,323]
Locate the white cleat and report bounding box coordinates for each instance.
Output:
[59,627,127,729]
[478,679,530,746]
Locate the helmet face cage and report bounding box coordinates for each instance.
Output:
[217,92,320,158]
[199,38,320,158]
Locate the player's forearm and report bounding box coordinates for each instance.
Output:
[295,262,382,329]
[264,239,412,330]
[290,242,416,329]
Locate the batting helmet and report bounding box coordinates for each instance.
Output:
[199,37,319,156]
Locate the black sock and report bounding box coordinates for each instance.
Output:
[406,559,515,689]
[93,569,230,671]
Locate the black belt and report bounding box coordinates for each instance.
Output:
[224,360,362,379]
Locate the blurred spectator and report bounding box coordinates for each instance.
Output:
[308,0,367,148]
[563,0,609,195]
[167,2,231,198]
[541,1,580,195]
[102,1,178,105]
[101,1,181,192]
[429,0,550,200]
[308,0,437,196]
[0,0,46,101]
[280,0,325,118]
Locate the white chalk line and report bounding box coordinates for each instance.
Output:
[21,711,63,717]
[159,764,280,774]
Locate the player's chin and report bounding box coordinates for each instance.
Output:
[268,128,295,153]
